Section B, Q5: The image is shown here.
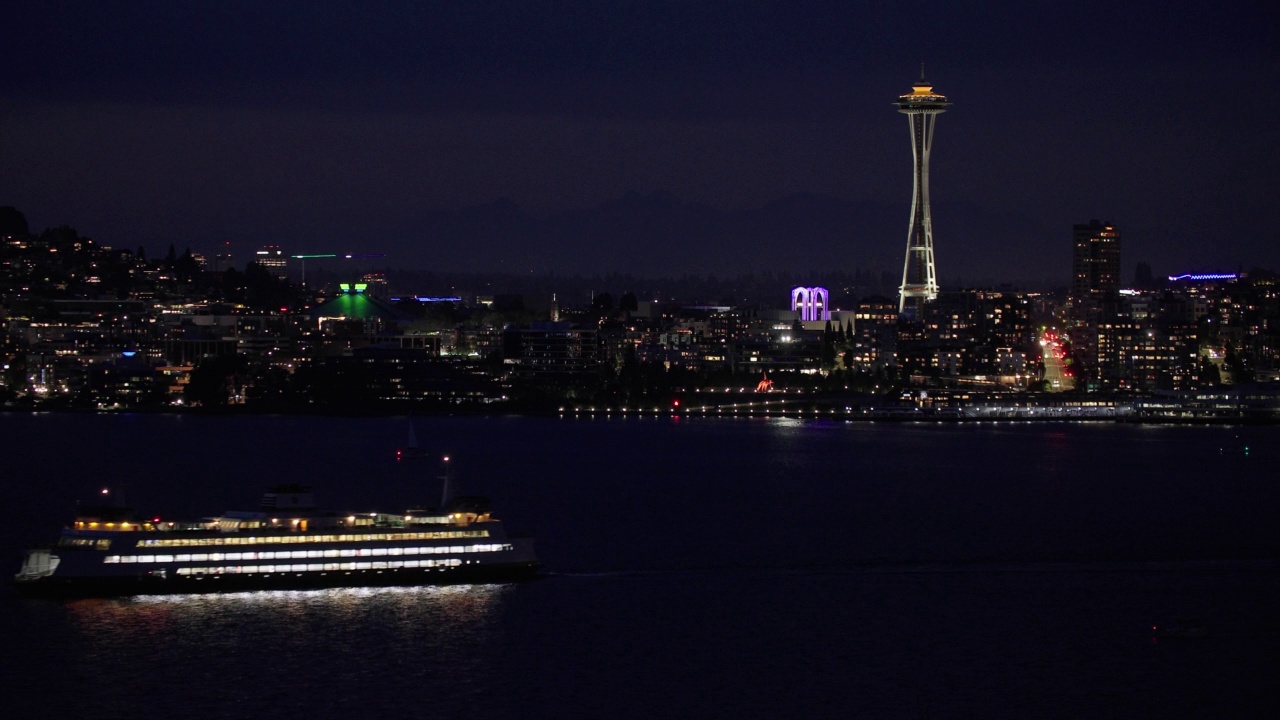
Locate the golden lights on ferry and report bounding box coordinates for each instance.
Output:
[74,520,158,531]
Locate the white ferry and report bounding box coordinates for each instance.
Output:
[14,485,539,597]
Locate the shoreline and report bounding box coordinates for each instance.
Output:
[3,401,1276,425]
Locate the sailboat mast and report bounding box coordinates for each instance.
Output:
[440,455,452,508]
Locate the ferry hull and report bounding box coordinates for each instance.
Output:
[15,560,542,599]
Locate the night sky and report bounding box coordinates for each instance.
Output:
[3,2,1276,287]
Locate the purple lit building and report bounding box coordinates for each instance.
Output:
[791,287,830,322]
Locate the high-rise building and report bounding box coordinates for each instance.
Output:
[895,71,950,317]
[1070,220,1122,390]
[1071,220,1121,305]
[254,245,288,280]
[360,272,389,298]
[212,242,234,273]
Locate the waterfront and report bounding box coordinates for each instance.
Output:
[2,413,1278,718]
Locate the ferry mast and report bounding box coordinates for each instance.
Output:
[895,70,950,316]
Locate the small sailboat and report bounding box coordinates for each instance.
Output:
[396,422,430,460]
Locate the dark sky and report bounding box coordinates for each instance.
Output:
[3,1,1277,286]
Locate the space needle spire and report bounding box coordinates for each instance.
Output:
[895,69,950,316]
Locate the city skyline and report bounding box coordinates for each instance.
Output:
[3,2,1277,286]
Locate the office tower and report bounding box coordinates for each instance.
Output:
[1071,220,1121,305]
[896,71,950,316]
[254,245,288,280]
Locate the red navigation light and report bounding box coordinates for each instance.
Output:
[672,399,681,408]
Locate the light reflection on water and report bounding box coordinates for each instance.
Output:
[19,584,517,719]
[64,583,509,638]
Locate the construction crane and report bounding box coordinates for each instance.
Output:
[289,253,386,286]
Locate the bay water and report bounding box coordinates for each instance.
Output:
[2,413,1277,718]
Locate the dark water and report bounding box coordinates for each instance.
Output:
[2,413,1278,719]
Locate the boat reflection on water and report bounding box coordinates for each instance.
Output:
[63,584,511,648]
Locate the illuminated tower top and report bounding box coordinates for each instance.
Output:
[896,75,951,113]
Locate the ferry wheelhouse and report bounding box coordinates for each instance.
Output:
[14,486,539,597]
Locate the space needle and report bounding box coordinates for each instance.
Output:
[895,69,950,316]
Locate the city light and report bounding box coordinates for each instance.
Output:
[1168,273,1239,282]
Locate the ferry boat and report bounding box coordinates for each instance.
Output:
[14,485,539,597]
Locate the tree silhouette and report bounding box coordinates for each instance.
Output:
[0,206,30,236]
[185,354,248,407]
